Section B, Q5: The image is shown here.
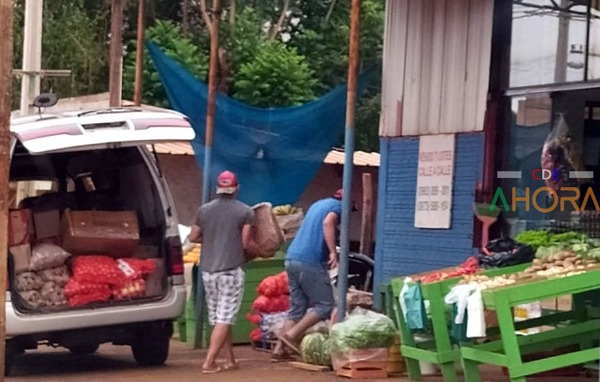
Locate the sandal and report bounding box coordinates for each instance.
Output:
[277,334,300,355]
[202,365,222,374]
[223,362,239,371]
[270,353,295,363]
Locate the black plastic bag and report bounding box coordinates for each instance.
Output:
[479,238,535,268]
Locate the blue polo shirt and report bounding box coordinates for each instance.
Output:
[286,197,341,266]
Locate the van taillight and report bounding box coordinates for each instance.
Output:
[166,236,184,276]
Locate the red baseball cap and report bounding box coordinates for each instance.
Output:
[216,170,238,194]
[333,188,343,200]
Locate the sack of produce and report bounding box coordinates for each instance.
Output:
[112,278,146,300]
[256,272,288,297]
[246,202,284,259]
[29,244,71,271]
[330,308,396,370]
[115,258,156,280]
[40,281,68,307]
[541,113,586,193]
[71,255,127,286]
[64,278,112,307]
[15,271,44,292]
[18,290,44,309]
[38,266,70,287]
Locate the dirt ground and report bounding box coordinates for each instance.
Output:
[7,339,598,382]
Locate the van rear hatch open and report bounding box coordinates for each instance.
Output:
[10,108,195,155]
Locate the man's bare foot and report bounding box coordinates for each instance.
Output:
[202,363,222,374]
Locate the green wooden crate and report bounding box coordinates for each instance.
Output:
[189,256,286,346]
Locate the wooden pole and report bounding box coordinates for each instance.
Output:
[336,0,360,323]
[109,0,123,107]
[0,0,14,379]
[359,173,373,257]
[133,0,146,106]
[201,0,221,204]
[197,0,221,350]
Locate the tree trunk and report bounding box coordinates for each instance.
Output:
[0,0,14,379]
[217,46,232,94]
[268,0,289,40]
[197,0,213,36]
[182,0,190,36]
[109,0,123,107]
[325,0,338,22]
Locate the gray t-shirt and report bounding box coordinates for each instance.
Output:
[194,196,255,273]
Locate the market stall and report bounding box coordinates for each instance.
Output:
[385,229,600,382]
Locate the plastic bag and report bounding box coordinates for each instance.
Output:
[330,308,396,352]
[466,289,486,338]
[38,266,70,287]
[541,113,585,192]
[15,272,44,292]
[479,238,535,268]
[29,244,71,271]
[401,282,428,331]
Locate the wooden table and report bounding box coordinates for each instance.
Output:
[460,268,600,382]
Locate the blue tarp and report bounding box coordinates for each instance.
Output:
[147,42,372,206]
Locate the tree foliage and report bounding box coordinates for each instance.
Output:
[233,42,316,108]
[10,0,385,152]
[122,20,208,108]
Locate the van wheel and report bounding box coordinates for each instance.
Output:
[68,343,100,354]
[131,335,169,366]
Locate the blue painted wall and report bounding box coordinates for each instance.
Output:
[374,133,484,299]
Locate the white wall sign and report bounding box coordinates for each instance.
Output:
[414,134,456,229]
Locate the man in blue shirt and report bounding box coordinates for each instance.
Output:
[272,189,342,361]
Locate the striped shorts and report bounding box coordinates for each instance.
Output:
[202,267,245,326]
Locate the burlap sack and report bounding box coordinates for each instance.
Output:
[275,212,304,240]
[246,202,284,259]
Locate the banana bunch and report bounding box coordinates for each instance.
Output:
[273,204,301,216]
[184,244,201,265]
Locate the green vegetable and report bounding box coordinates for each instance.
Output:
[300,333,330,366]
[535,245,564,259]
[550,231,587,245]
[516,230,550,249]
[330,308,397,351]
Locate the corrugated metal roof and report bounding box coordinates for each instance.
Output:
[150,142,380,167]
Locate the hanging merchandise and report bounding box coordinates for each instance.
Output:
[541,113,586,193]
[400,280,428,331]
[466,288,487,338]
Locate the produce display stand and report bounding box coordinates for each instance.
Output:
[460,268,600,382]
[388,263,529,382]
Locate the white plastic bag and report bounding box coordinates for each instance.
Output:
[466,289,486,338]
[444,284,477,325]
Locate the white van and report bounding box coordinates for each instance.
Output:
[6,107,194,375]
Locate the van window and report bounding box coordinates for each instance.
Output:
[9,180,58,209]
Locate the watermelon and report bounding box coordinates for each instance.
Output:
[320,338,332,366]
[300,333,330,366]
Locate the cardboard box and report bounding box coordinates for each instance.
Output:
[61,210,140,257]
[33,209,61,240]
[8,209,33,246]
[9,244,31,274]
[145,258,166,298]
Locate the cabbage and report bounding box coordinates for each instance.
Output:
[330,308,396,351]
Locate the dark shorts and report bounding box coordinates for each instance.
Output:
[285,260,334,321]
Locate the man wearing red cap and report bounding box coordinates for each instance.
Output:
[189,170,255,373]
[271,189,343,361]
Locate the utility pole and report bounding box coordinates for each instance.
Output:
[109,0,124,107]
[133,0,146,106]
[19,0,42,116]
[12,0,70,117]
[554,0,570,83]
[0,0,15,379]
[337,0,360,323]
[196,0,221,350]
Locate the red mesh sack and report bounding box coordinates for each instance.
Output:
[67,290,112,307]
[115,258,156,280]
[252,295,270,313]
[246,313,262,325]
[249,328,263,342]
[71,256,126,286]
[64,279,112,297]
[112,278,146,300]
